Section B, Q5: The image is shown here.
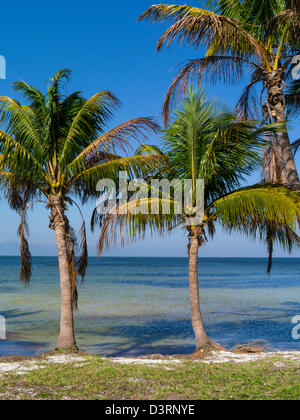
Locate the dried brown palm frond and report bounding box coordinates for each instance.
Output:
[64,216,79,311]
[265,8,300,43]
[162,56,255,123]
[235,68,265,120]
[66,198,88,284]
[231,341,269,353]
[18,219,32,284]
[286,79,300,118]
[292,138,300,154]
[18,200,48,284]
[76,221,88,283]
[96,198,180,256]
[141,5,264,58]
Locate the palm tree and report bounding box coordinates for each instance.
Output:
[0,69,160,351]
[96,90,300,351]
[139,1,300,187]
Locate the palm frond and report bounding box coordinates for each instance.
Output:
[64,217,79,311]
[18,204,32,284]
[67,117,160,175]
[265,8,300,50]
[76,222,88,283]
[59,91,120,166]
[286,79,300,118]
[96,197,182,256]
[162,56,258,123]
[235,68,265,120]
[0,96,43,155]
[213,184,300,232]
[292,138,300,154]
[0,129,45,180]
[75,154,166,194]
[140,4,268,63]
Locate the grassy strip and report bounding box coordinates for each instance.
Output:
[0,356,299,400]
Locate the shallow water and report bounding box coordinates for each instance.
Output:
[0,257,300,356]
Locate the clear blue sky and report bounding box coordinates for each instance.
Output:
[0,0,299,258]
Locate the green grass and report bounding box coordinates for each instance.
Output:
[0,356,299,400]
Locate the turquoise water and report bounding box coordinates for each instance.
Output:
[0,257,300,356]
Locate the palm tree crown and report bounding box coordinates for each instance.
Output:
[139,1,300,186]
[0,69,160,349]
[97,90,300,350]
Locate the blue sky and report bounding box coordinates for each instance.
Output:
[0,0,299,258]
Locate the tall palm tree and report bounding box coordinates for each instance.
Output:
[0,69,160,350]
[96,90,300,351]
[139,1,300,187]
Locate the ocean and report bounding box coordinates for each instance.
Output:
[0,256,299,357]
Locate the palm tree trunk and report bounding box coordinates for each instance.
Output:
[266,71,299,188]
[49,196,77,350]
[188,229,211,349]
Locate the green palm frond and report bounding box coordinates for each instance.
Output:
[59,91,120,166]
[0,69,160,285]
[213,184,300,232]
[75,154,166,197]
[0,129,45,180]
[265,8,300,49]
[66,117,160,176]
[0,96,43,156]
[96,90,300,262]
[162,90,270,202]
[207,0,287,39]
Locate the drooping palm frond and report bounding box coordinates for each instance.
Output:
[96,90,300,275]
[17,200,47,284]
[235,68,266,120]
[67,198,88,283]
[140,4,267,61]
[213,184,300,232]
[263,222,300,273]
[161,56,258,123]
[292,138,300,154]
[286,79,300,118]
[76,222,88,282]
[97,197,182,256]
[265,8,300,50]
